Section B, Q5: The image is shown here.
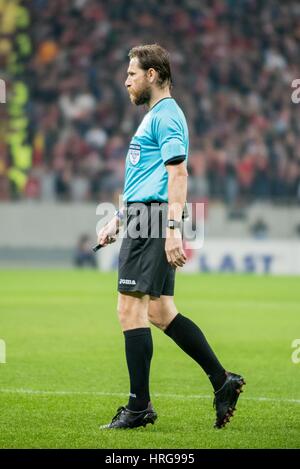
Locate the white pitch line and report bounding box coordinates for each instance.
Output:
[0,388,299,404]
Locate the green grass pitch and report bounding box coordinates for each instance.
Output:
[0,270,299,449]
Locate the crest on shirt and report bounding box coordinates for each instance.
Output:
[128,143,141,165]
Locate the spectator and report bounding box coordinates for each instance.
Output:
[74,234,97,268]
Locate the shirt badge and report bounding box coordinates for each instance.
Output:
[128,143,141,165]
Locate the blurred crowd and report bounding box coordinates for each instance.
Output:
[1,0,300,204]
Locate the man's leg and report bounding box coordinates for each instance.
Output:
[148,295,226,391]
[117,291,153,411]
[148,295,245,428]
[100,291,157,429]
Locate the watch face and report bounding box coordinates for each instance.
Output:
[168,220,180,229]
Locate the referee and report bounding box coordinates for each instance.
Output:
[98,44,245,430]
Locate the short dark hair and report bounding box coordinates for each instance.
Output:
[128,44,173,88]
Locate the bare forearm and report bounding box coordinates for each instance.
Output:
[167,172,187,221]
[165,166,188,268]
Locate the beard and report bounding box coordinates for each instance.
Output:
[130,84,152,106]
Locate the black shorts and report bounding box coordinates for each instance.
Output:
[118,202,176,298]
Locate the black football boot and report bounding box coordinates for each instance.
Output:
[100,403,157,430]
[213,371,246,428]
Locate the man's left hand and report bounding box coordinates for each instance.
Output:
[165,228,187,268]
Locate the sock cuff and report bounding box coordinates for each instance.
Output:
[164,313,184,336]
[124,327,151,338]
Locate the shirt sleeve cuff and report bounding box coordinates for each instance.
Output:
[164,155,186,165]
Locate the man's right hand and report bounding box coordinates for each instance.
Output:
[97,216,119,248]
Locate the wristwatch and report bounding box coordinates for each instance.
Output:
[167,219,181,230]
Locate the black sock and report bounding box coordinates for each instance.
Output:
[124,327,153,411]
[164,313,226,391]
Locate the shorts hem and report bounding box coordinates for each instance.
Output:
[118,286,161,298]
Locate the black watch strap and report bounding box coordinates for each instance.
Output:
[167,219,181,229]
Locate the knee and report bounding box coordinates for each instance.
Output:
[117,302,130,328]
[148,309,164,330]
[117,293,149,330]
[148,296,178,331]
[148,307,175,331]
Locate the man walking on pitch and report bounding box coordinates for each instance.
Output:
[97,44,245,430]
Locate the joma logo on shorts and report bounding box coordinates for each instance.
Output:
[119,279,137,285]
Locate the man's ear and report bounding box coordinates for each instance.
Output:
[147,68,156,84]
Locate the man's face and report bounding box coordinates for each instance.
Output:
[125,58,152,106]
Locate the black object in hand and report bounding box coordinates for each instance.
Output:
[92,244,103,252]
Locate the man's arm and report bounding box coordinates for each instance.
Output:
[97,208,124,248]
[166,161,188,221]
[165,161,188,268]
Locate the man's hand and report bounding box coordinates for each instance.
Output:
[165,227,187,268]
[97,216,119,248]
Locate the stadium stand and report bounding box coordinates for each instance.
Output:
[1,0,300,205]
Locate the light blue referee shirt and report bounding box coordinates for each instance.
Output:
[123,97,189,203]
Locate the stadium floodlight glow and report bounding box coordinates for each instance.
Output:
[0,79,6,103]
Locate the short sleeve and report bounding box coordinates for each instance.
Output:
[154,115,186,165]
